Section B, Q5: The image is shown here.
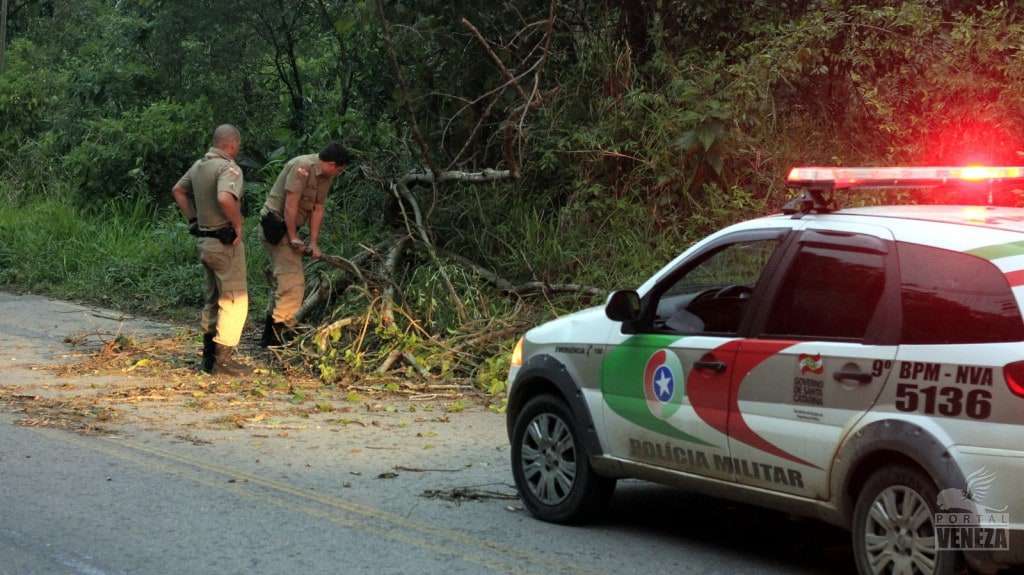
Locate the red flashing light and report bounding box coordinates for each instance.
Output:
[1004,361,1024,398]
[787,166,1024,188]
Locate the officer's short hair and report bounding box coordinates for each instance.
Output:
[319,142,353,166]
[212,124,241,147]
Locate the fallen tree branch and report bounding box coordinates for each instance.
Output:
[316,254,367,285]
[380,236,410,326]
[401,351,429,378]
[395,168,513,314]
[392,180,466,322]
[453,324,530,352]
[375,349,402,374]
[400,169,512,186]
[394,465,462,473]
[313,317,357,351]
[295,240,388,324]
[508,282,606,297]
[437,245,603,299]
[438,248,514,291]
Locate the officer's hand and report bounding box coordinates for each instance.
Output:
[309,243,322,260]
[188,218,199,237]
[233,227,243,246]
[289,238,305,252]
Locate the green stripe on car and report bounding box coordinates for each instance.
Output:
[600,334,716,447]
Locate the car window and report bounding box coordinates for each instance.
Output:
[898,242,1024,344]
[763,244,885,340]
[653,239,779,335]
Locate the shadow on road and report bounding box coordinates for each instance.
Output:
[601,481,855,574]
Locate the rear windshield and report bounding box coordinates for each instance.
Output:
[898,242,1024,344]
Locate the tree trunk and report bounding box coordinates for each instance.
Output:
[616,0,651,65]
[1,0,9,73]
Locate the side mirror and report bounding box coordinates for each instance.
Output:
[605,290,641,322]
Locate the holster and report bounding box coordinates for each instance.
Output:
[260,210,287,245]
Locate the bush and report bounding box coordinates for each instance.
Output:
[62,101,215,203]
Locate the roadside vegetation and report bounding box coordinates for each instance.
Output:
[3,1,1024,388]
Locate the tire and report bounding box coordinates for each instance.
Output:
[852,464,961,575]
[510,394,615,524]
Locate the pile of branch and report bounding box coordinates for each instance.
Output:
[286,166,604,379]
[275,2,599,382]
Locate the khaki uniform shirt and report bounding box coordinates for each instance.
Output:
[262,154,333,228]
[176,148,244,231]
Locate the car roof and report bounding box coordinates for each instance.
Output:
[834,204,1024,233]
[730,205,1024,258]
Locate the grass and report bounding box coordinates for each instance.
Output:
[0,197,200,318]
[0,191,376,322]
[0,178,764,355]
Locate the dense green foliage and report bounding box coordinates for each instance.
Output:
[3,1,1024,374]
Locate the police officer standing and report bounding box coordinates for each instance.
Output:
[259,142,351,347]
[171,124,251,375]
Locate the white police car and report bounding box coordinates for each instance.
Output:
[506,166,1024,575]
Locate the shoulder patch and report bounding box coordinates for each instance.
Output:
[297,166,309,177]
[227,165,241,177]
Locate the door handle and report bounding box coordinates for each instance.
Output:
[833,370,872,384]
[694,360,727,373]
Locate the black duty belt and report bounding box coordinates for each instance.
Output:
[197,227,238,245]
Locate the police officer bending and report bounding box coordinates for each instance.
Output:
[171,124,251,375]
[259,142,352,347]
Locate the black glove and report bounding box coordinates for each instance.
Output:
[188,218,199,237]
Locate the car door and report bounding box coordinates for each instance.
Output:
[725,222,900,499]
[600,228,793,481]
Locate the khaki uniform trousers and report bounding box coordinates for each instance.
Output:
[263,238,304,325]
[199,238,248,347]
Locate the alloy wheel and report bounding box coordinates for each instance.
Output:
[519,412,577,505]
[863,485,939,575]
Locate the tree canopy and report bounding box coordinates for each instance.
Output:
[4,1,1024,379]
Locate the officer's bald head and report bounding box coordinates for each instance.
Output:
[212,124,241,158]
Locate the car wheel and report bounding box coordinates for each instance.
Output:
[510,394,615,524]
[852,464,960,575]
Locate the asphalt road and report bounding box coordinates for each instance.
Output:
[0,292,856,574]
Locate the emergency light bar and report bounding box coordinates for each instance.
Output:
[787,166,1024,189]
[783,165,1024,215]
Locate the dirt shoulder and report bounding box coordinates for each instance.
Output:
[0,291,509,472]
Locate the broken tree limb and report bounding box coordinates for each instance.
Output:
[395,168,514,317]
[435,244,604,299]
[294,240,388,324]
[313,317,357,351]
[375,349,402,374]
[401,352,430,378]
[437,248,514,292]
[380,236,410,326]
[507,280,602,294]
[316,254,367,286]
[400,169,513,187]
[453,324,530,352]
[392,180,466,322]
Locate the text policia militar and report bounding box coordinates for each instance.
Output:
[629,438,805,488]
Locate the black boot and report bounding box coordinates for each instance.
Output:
[201,332,216,373]
[260,315,280,348]
[212,343,252,377]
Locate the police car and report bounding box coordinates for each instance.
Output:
[506,166,1024,575]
